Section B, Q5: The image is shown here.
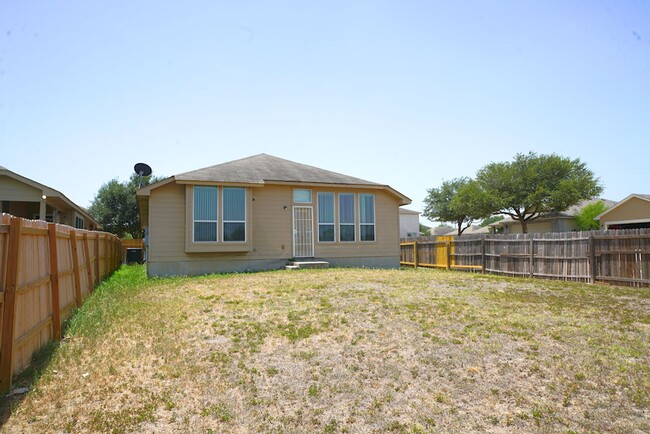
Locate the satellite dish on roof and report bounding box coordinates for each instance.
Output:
[134,163,152,177]
[134,162,153,188]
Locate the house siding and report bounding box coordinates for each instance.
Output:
[504,220,554,234]
[145,182,401,276]
[0,176,42,201]
[600,197,650,227]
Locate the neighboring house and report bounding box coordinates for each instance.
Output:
[0,166,99,230]
[430,225,455,236]
[432,224,490,237]
[136,154,411,276]
[399,208,420,238]
[458,225,490,236]
[488,199,615,234]
[596,194,650,230]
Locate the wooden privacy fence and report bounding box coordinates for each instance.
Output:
[401,229,650,288]
[121,238,144,263]
[0,214,122,394]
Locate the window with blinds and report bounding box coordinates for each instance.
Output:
[318,192,335,242]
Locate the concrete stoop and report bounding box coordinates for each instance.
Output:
[285,260,330,270]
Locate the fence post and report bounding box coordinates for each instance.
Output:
[446,241,451,271]
[69,230,82,307]
[47,223,62,341]
[529,237,534,278]
[94,233,100,284]
[0,217,22,394]
[105,235,111,277]
[589,234,596,284]
[481,237,486,273]
[82,233,93,294]
[413,242,418,268]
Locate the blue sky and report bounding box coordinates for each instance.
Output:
[1,1,649,225]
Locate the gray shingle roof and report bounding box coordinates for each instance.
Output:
[175,154,382,186]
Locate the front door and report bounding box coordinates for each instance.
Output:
[293,206,314,258]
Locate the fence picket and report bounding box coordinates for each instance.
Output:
[401,228,650,287]
[0,214,122,394]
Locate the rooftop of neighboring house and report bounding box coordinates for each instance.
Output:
[399,208,421,215]
[488,198,616,228]
[0,166,98,226]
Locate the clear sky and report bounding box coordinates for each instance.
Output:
[1,1,649,225]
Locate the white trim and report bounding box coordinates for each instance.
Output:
[317,192,336,243]
[359,193,376,242]
[293,206,314,258]
[192,186,219,242]
[338,193,356,242]
[604,218,650,229]
[222,187,247,243]
[596,194,650,220]
[293,188,312,204]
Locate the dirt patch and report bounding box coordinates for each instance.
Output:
[2,267,649,433]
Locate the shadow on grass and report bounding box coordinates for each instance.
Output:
[0,317,73,428]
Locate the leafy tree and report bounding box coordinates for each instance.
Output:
[479,215,504,227]
[423,178,491,236]
[89,173,162,238]
[575,200,609,231]
[419,223,431,236]
[475,152,602,233]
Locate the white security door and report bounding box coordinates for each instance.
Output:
[293,206,314,258]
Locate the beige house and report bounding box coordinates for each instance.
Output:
[596,194,650,230]
[1,166,99,230]
[489,199,615,234]
[137,154,410,276]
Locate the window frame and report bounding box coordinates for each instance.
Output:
[74,214,85,229]
[222,187,247,243]
[317,192,335,243]
[192,186,219,243]
[338,192,356,242]
[293,189,312,204]
[187,185,250,252]
[359,193,376,242]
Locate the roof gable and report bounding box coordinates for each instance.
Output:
[0,166,99,226]
[596,194,650,220]
[138,154,411,206]
[174,154,381,186]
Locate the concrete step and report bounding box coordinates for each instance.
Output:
[286,261,330,270]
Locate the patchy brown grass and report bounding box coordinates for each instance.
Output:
[2,265,649,433]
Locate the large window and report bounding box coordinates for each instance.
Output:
[193,186,247,243]
[339,193,355,242]
[223,187,246,242]
[193,186,218,242]
[359,194,375,241]
[318,192,335,242]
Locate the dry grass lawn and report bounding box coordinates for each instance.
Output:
[1,265,649,433]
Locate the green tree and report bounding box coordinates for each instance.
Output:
[475,152,602,233]
[423,178,491,236]
[575,200,609,231]
[89,173,162,238]
[479,215,504,227]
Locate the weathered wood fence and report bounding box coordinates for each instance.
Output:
[0,214,122,394]
[401,229,650,287]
